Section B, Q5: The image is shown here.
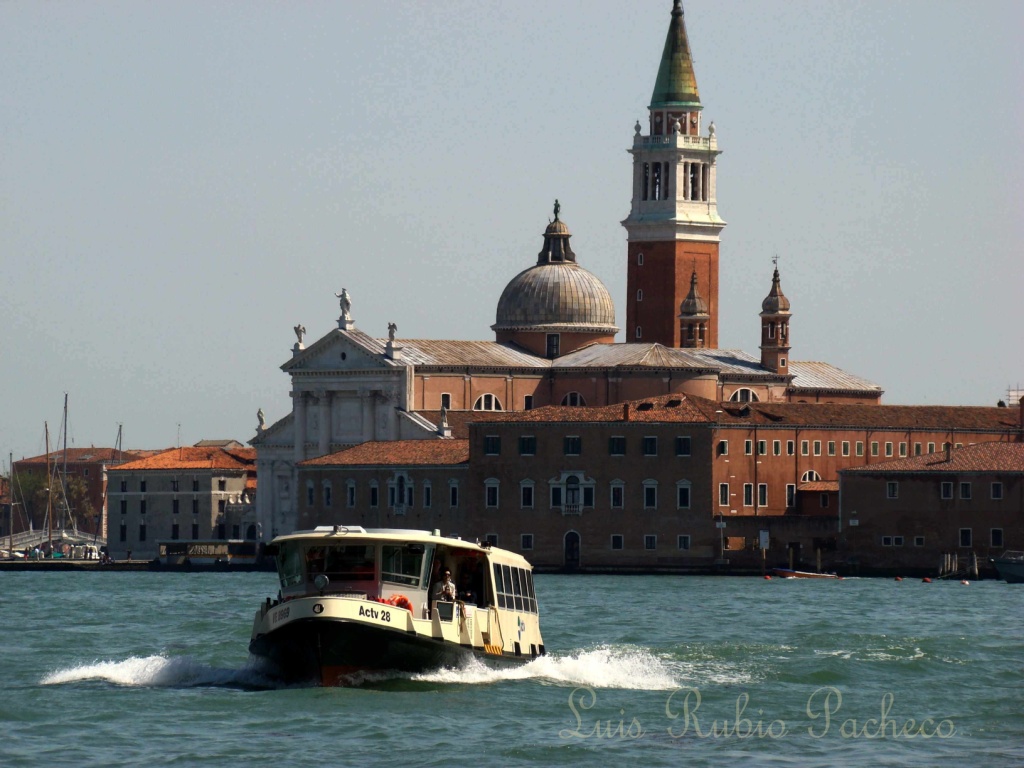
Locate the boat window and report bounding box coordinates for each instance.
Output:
[525,571,537,613]
[493,563,506,609]
[512,568,527,612]
[277,542,305,588]
[505,565,523,611]
[322,545,375,582]
[382,545,424,588]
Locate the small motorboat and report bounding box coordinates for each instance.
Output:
[771,568,841,580]
[249,526,545,685]
[990,551,1024,584]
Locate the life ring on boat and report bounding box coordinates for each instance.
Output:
[389,594,414,612]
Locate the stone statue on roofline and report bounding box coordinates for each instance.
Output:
[388,322,397,342]
[257,408,266,432]
[293,323,306,345]
[336,288,352,320]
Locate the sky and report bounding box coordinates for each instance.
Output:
[2,0,1022,464]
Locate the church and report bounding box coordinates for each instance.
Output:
[251,1,882,538]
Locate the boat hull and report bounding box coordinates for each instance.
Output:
[250,616,525,685]
[992,560,1024,584]
[772,568,841,579]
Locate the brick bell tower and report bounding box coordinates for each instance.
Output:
[623,0,725,348]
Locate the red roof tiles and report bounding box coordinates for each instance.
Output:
[109,446,257,472]
[842,442,1024,474]
[301,440,470,467]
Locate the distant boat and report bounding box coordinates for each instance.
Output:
[772,568,841,580]
[990,551,1024,584]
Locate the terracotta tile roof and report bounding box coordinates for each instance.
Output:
[300,440,470,467]
[412,410,486,439]
[710,401,1018,432]
[842,442,1024,475]
[109,446,257,472]
[16,448,148,465]
[470,393,715,424]
[799,481,840,492]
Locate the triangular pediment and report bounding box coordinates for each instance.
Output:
[281,328,400,373]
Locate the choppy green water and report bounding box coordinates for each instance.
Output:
[1,572,1021,767]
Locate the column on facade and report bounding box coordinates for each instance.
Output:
[293,390,306,463]
[317,389,331,456]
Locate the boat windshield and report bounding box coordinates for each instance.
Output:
[276,542,376,589]
[381,545,425,588]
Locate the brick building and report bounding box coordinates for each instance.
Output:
[106,446,257,560]
[293,395,1022,572]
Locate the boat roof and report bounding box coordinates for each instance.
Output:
[270,526,534,568]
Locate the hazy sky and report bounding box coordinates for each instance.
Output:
[2,0,1022,463]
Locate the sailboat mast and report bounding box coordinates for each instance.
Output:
[7,452,12,556]
[62,393,69,531]
[45,422,52,556]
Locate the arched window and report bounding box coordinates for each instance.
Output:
[637,252,644,266]
[801,470,821,483]
[473,393,503,411]
[560,392,587,407]
[729,388,760,403]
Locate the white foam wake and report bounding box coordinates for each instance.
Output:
[411,646,682,690]
[40,654,267,688]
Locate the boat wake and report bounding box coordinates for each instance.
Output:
[40,654,275,690]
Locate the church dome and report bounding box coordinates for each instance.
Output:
[761,267,791,314]
[492,203,618,335]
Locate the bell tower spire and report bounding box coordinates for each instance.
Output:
[759,260,792,373]
[623,1,725,348]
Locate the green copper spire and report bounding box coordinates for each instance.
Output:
[650,0,701,109]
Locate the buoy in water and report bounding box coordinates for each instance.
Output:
[894,576,903,582]
[961,580,970,586]
[764,575,772,580]
[922,577,932,583]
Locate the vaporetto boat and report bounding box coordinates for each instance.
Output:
[249,526,545,685]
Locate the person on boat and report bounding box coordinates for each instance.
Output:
[433,569,456,602]
[457,571,478,604]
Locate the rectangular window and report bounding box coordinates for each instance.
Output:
[519,436,536,456]
[773,440,781,456]
[801,440,809,456]
[423,484,432,508]
[140,499,147,515]
[871,441,879,457]
[856,441,864,457]
[192,498,199,515]
[232,524,240,539]
[899,442,908,458]
[609,436,626,456]
[885,442,893,457]
[140,479,147,492]
[677,485,691,509]
[644,535,657,551]
[719,483,729,505]
[485,484,499,508]
[308,485,316,507]
[611,485,624,509]
[524,395,534,410]
[217,478,226,492]
[611,534,624,551]
[813,440,822,456]
[927,442,935,454]
[172,499,179,515]
[120,480,127,492]
[370,486,379,507]
[521,534,534,551]
[787,440,795,456]
[960,482,972,500]
[483,435,501,456]
[992,482,1004,500]
[192,478,199,492]
[643,436,658,456]
[551,486,562,507]
[583,486,594,507]
[217,523,226,540]
[564,436,581,456]
[827,441,836,456]
[119,523,126,542]
[521,484,534,509]
[744,440,753,456]
[940,481,953,500]
[348,484,356,507]
[914,442,922,456]
[786,484,796,508]
[440,393,451,410]
[758,483,768,506]
[886,481,898,499]
[991,529,1004,548]
[171,479,179,492]
[743,483,754,506]
[120,499,127,515]
[191,522,199,540]
[758,440,767,456]
[546,333,560,358]
[139,524,147,542]
[718,440,729,456]
[677,535,691,551]
[643,485,657,509]
[882,536,892,547]
[959,528,972,548]
[893,536,904,547]
[820,493,829,508]
[914,536,925,547]
[323,485,332,507]
[449,483,459,508]
[675,436,691,456]
[218,499,225,516]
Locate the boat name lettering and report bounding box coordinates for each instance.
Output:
[358,605,389,622]
[271,606,290,624]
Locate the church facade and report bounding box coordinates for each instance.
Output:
[251,2,882,539]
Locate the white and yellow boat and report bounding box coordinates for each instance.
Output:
[249,526,545,685]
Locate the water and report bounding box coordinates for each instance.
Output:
[2,572,1021,767]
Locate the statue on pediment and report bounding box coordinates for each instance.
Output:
[388,322,397,342]
[293,324,306,345]
[257,408,266,432]
[335,288,352,322]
